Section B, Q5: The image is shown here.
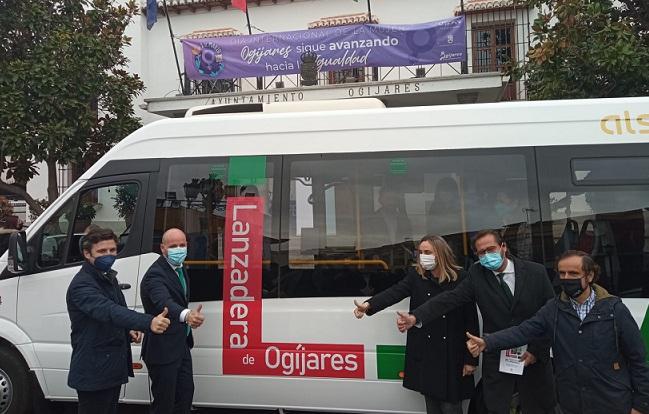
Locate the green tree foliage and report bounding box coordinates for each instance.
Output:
[112,183,137,226]
[513,0,649,100]
[616,0,649,43]
[0,0,144,212]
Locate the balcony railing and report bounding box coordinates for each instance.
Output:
[182,7,532,101]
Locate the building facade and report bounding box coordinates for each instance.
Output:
[129,0,535,119]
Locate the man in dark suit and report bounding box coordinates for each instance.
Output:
[140,228,205,414]
[67,227,170,414]
[397,229,556,414]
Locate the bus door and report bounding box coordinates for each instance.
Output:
[536,144,649,303]
[15,172,152,399]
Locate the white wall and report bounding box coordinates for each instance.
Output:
[27,162,49,201]
[1,161,48,201]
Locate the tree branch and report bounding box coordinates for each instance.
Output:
[0,180,44,215]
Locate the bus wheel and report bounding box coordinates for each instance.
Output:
[0,346,30,414]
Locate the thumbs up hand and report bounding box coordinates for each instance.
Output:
[396,311,416,333]
[151,307,170,334]
[466,332,486,357]
[353,299,370,319]
[187,304,205,329]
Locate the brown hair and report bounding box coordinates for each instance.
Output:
[82,227,118,253]
[557,250,600,282]
[416,234,461,283]
[471,229,504,251]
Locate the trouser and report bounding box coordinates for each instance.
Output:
[147,346,194,414]
[424,396,463,414]
[77,385,121,414]
[483,354,556,414]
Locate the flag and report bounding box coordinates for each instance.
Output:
[146,0,157,30]
[232,0,247,12]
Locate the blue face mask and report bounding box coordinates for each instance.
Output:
[167,247,187,266]
[94,255,116,272]
[479,251,504,271]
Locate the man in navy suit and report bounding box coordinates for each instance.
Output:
[141,228,205,414]
[67,227,170,414]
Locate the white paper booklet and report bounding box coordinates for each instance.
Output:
[498,345,527,375]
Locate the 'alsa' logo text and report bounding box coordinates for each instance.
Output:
[600,111,649,135]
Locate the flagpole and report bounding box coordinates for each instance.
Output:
[366,0,372,22]
[162,0,186,95]
[244,4,253,35]
[460,0,468,74]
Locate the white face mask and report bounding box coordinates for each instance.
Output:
[419,254,437,271]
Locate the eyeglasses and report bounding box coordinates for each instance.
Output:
[475,245,502,257]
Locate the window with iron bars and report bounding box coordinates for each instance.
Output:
[472,21,517,100]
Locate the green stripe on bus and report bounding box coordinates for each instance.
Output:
[376,345,405,380]
[228,156,267,185]
[640,306,649,362]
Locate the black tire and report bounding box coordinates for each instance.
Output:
[0,346,31,414]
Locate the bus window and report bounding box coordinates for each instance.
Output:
[548,189,649,297]
[539,145,649,298]
[36,197,76,268]
[153,157,279,301]
[66,183,140,263]
[571,157,649,185]
[281,150,538,298]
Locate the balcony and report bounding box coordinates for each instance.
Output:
[144,3,532,117]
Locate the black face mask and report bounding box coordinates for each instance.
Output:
[560,278,586,299]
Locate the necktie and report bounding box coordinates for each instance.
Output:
[175,267,187,297]
[175,267,190,336]
[497,273,514,306]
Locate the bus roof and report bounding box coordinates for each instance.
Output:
[82,96,649,181]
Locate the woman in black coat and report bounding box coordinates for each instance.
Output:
[354,234,479,414]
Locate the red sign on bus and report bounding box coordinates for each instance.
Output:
[222,197,364,378]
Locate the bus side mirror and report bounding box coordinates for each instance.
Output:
[8,231,29,274]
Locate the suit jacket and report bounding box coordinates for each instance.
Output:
[140,256,194,365]
[67,262,152,391]
[412,256,556,409]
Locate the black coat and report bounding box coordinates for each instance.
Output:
[485,284,649,414]
[140,256,194,366]
[411,257,557,411]
[66,262,152,391]
[367,268,479,402]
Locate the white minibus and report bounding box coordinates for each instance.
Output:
[2,97,649,414]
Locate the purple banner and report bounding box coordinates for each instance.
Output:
[182,16,466,80]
